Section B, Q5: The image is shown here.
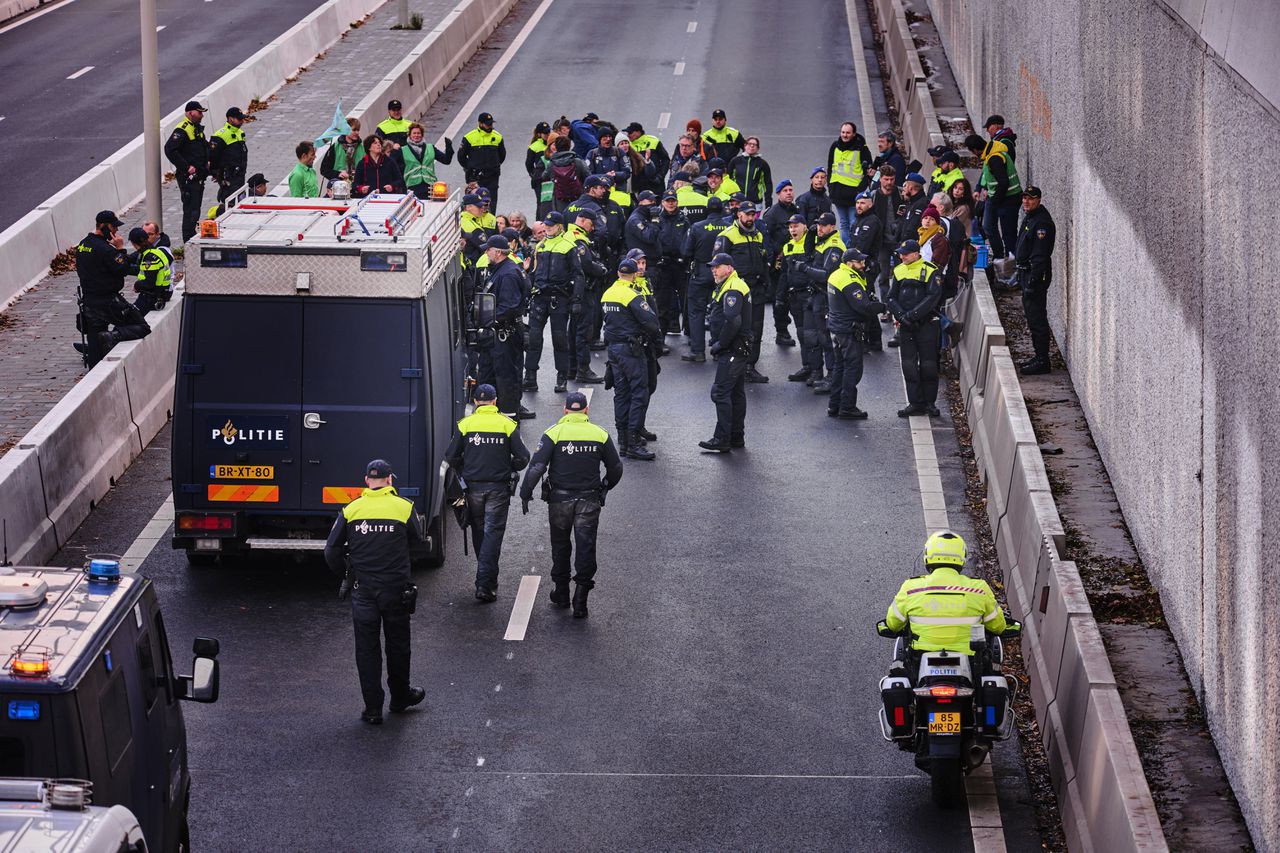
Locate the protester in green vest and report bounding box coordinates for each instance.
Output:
[288,141,323,198]
[320,118,365,183]
[393,122,454,200]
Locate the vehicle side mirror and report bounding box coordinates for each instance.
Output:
[177,636,221,703]
[876,620,898,639]
[474,292,496,328]
[1002,620,1022,638]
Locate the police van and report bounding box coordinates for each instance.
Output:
[170,191,467,566]
[0,563,221,852]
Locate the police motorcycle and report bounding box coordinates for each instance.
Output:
[876,615,1021,807]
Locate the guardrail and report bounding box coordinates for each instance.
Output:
[0,0,388,309]
[869,0,944,167]
[952,282,1168,851]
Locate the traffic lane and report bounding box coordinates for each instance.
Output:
[0,0,332,231]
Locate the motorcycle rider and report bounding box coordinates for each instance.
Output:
[883,531,1008,678]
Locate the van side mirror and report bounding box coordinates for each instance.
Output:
[474,292,496,328]
[177,636,221,703]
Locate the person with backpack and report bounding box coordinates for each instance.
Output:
[546,136,588,213]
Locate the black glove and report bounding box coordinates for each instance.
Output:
[709,342,722,356]
[521,498,530,515]
[570,299,583,316]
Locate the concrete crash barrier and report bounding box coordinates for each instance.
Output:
[120,297,182,443]
[0,0,387,307]
[981,349,1037,517]
[0,0,51,25]
[868,0,944,162]
[957,282,1005,410]
[351,0,519,131]
[0,446,56,565]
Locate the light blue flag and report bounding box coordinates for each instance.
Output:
[314,102,351,149]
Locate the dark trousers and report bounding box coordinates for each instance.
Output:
[177,177,205,242]
[568,307,593,373]
[803,291,834,374]
[899,318,941,407]
[686,276,712,355]
[829,331,865,413]
[710,353,747,443]
[526,293,570,377]
[492,331,523,414]
[351,584,411,712]
[466,486,511,591]
[876,246,895,300]
[475,176,500,210]
[746,284,766,365]
[216,173,244,205]
[1021,267,1052,361]
[133,291,169,316]
[788,290,807,351]
[982,195,1022,258]
[772,272,793,338]
[608,343,649,431]
[548,498,601,588]
[653,263,687,333]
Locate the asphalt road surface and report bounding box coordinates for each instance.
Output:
[48,0,1045,848]
[0,0,333,231]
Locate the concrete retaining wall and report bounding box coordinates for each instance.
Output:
[0,0,389,309]
[925,0,1280,845]
[870,0,944,164]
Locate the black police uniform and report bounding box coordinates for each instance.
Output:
[566,223,609,378]
[778,231,814,376]
[653,206,690,334]
[488,257,529,415]
[164,117,210,242]
[457,125,507,209]
[761,199,800,335]
[526,229,582,388]
[624,205,661,259]
[888,259,944,413]
[849,208,885,348]
[323,484,425,717]
[705,270,754,447]
[1014,203,1056,366]
[602,277,662,456]
[208,120,248,205]
[826,263,885,416]
[519,411,624,616]
[801,230,846,381]
[681,211,731,358]
[871,185,902,298]
[796,186,833,225]
[75,231,151,364]
[444,405,531,596]
[713,220,769,368]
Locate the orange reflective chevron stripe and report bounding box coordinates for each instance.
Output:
[322,487,364,504]
[207,484,279,502]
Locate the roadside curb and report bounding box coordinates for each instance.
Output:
[869,0,944,164]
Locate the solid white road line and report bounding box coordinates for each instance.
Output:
[120,494,174,573]
[657,112,670,130]
[673,61,685,76]
[442,0,556,140]
[66,65,94,80]
[843,0,879,137]
[480,771,925,780]
[503,575,540,640]
[0,0,76,36]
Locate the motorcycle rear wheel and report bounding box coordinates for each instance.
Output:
[930,757,965,808]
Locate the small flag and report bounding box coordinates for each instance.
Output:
[315,101,351,149]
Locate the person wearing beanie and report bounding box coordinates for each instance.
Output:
[917,205,950,270]
[964,131,1022,276]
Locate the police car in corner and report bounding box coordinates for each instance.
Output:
[0,560,221,852]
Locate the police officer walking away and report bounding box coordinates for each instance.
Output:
[826,248,885,419]
[74,211,151,365]
[444,384,530,602]
[458,112,506,209]
[888,239,943,417]
[323,460,427,725]
[1014,186,1056,375]
[699,253,753,452]
[602,257,662,460]
[164,101,211,242]
[208,106,248,206]
[520,392,624,618]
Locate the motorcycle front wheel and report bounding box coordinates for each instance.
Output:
[930,756,965,808]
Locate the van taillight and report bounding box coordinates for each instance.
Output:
[178,513,234,532]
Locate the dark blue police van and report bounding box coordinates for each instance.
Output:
[170,193,467,566]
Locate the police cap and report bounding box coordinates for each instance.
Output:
[475,187,491,199]
[815,211,837,226]
[1024,185,1043,198]
[729,192,746,203]
[937,150,960,165]
[711,108,726,120]
[625,247,647,261]
[474,383,497,401]
[462,193,483,207]
[662,191,677,202]
[708,252,735,268]
[542,210,565,225]
[584,175,608,189]
[184,100,207,112]
[898,239,921,254]
[617,258,638,274]
[565,391,589,411]
[483,235,510,251]
[388,99,403,111]
[127,227,148,244]
[478,112,494,125]
[535,121,550,134]
[842,248,867,263]
[787,214,806,225]
[707,157,726,169]
[636,190,657,202]
[501,227,521,242]
[95,210,124,227]
[365,459,394,478]
[623,121,644,134]
[708,167,724,177]
[226,107,247,120]
[738,202,757,214]
[927,145,948,157]
[706,196,724,210]
[247,173,268,187]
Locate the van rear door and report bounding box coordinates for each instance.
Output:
[299,299,419,511]
[182,296,302,510]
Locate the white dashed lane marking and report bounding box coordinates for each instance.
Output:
[66,65,94,80]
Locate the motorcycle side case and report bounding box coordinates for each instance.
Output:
[878,676,914,741]
[978,675,1016,740]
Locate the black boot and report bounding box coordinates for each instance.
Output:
[522,371,538,392]
[554,373,568,392]
[572,585,590,618]
[636,427,657,442]
[617,428,630,458]
[549,581,570,608]
[628,436,655,461]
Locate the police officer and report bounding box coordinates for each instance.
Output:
[458,112,506,209]
[444,384,530,602]
[888,239,943,417]
[653,190,690,336]
[780,214,817,383]
[484,236,533,420]
[680,196,730,362]
[621,248,662,445]
[883,531,1012,676]
[324,459,427,724]
[74,211,151,365]
[800,212,846,393]
[564,211,608,384]
[519,392,624,618]
[460,193,493,269]
[701,108,745,163]
[208,106,248,205]
[713,202,769,382]
[624,191,661,259]
[525,211,580,393]
[128,227,173,315]
[164,100,210,242]
[602,257,662,460]
[1014,186,1056,375]
[760,180,799,347]
[826,248,885,419]
[698,253,752,452]
[376,99,411,148]
[848,192,884,350]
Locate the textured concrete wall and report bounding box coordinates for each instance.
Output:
[924,0,1279,847]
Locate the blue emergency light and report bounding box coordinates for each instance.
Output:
[87,559,121,583]
[7,700,40,721]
